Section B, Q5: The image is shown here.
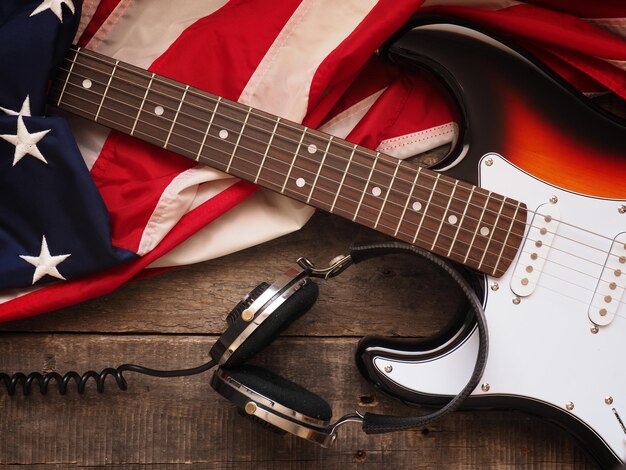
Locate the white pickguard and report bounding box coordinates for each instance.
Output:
[374,153,626,463]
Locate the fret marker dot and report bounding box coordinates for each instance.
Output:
[448,215,458,225]
[154,105,164,116]
[219,129,229,139]
[480,226,490,236]
[372,186,382,197]
[296,177,306,188]
[307,144,317,154]
[412,202,422,212]
[82,79,92,89]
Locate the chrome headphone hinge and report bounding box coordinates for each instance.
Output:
[297,254,353,280]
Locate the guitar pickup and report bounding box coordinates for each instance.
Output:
[588,232,626,326]
[510,203,560,297]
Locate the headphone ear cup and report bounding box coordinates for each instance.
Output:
[223,364,332,422]
[226,282,271,326]
[224,280,319,368]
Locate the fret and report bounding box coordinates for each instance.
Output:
[282,128,307,193]
[430,180,459,250]
[395,168,420,236]
[164,84,189,149]
[131,73,155,136]
[95,59,118,122]
[478,196,507,271]
[237,112,299,193]
[254,116,279,183]
[447,185,475,257]
[205,104,257,176]
[412,173,441,244]
[57,46,80,106]
[330,143,356,213]
[131,76,187,148]
[374,159,401,229]
[83,53,151,133]
[352,152,379,221]
[494,201,522,275]
[305,138,352,211]
[463,190,491,265]
[282,132,331,204]
[307,136,333,204]
[226,106,252,173]
[196,96,221,161]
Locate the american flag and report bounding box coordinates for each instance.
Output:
[1,0,625,322]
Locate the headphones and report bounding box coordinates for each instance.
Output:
[0,241,487,445]
[208,242,488,447]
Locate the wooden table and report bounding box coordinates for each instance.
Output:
[0,211,596,468]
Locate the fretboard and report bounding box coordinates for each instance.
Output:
[49,46,527,277]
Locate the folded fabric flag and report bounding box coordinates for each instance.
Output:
[1,0,625,322]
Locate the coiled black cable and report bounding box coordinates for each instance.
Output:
[0,359,215,396]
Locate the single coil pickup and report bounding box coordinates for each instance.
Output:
[588,232,626,327]
[510,203,560,297]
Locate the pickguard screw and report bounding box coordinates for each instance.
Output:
[565,401,575,411]
[549,195,558,204]
[484,158,493,167]
[606,396,614,405]
[512,296,521,305]
[619,205,626,214]
[241,309,254,322]
[384,365,393,373]
[491,282,499,291]
[481,383,490,392]
[590,325,599,334]
[244,402,257,414]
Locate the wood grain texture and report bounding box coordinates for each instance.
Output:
[0,212,596,468]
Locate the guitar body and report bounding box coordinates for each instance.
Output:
[357,19,626,468]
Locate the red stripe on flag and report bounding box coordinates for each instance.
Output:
[524,0,626,19]
[91,0,304,252]
[77,0,123,47]
[304,0,425,121]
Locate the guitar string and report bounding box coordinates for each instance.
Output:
[53,72,624,276]
[55,84,625,290]
[53,86,515,273]
[54,62,526,249]
[62,49,626,250]
[54,52,626,271]
[52,67,623,274]
[56,54,525,224]
[57,53,624,259]
[56,50,626,321]
[506,265,626,324]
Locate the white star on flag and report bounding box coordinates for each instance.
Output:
[19,236,71,285]
[0,96,31,117]
[30,0,75,23]
[0,115,51,165]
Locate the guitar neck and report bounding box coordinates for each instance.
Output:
[49,46,526,277]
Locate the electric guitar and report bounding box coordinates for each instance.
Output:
[48,18,626,468]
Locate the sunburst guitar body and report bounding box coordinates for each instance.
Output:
[356,18,626,469]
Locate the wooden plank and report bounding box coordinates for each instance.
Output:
[0,334,594,468]
[0,213,462,336]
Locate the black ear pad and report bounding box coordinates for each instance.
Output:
[223,280,319,368]
[226,364,332,421]
[226,282,271,326]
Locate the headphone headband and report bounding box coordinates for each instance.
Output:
[210,242,488,444]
